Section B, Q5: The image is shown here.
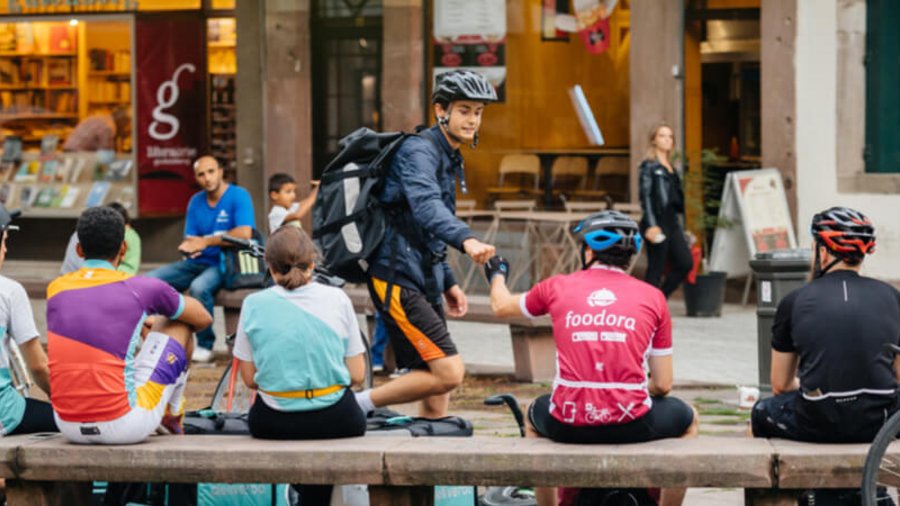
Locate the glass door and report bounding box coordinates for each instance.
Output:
[311,0,382,177]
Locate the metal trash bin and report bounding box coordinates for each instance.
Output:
[749,249,811,394]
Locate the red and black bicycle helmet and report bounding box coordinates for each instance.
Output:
[810,206,875,276]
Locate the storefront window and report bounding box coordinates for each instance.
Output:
[0,0,201,15]
[317,0,382,18]
[0,18,134,217]
[208,17,236,182]
[211,0,235,9]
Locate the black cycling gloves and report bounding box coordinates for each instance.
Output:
[484,255,510,283]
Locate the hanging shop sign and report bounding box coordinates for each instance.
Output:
[135,15,207,215]
[433,0,506,102]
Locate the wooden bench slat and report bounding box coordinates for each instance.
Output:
[769,438,875,489]
[15,434,392,485]
[384,437,775,488]
[0,435,21,479]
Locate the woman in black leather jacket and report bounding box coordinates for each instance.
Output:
[638,123,693,298]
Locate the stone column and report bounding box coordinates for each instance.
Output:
[382,0,426,132]
[628,0,684,202]
[761,0,798,224]
[236,0,314,229]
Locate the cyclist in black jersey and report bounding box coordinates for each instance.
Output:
[751,207,900,443]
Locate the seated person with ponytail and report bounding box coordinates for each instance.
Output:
[232,226,367,500]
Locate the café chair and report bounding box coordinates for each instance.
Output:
[573,156,630,203]
[486,154,541,203]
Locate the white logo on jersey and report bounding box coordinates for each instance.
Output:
[572,331,598,342]
[587,288,617,307]
[601,331,627,342]
[564,309,636,331]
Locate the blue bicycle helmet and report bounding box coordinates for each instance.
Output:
[572,210,641,269]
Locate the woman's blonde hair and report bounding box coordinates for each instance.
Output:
[265,226,317,290]
[645,122,674,160]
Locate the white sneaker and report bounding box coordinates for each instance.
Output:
[191,347,215,363]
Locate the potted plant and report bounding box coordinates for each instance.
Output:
[677,149,733,317]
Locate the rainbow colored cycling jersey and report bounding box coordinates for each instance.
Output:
[47,260,184,423]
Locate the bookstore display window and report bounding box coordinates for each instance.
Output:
[0,19,134,218]
[208,17,236,182]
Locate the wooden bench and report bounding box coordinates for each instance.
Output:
[0,433,886,505]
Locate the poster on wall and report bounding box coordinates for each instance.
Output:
[542,0,570,41]
[135,15,207,216]
[554,0,618,55]
[709,168,798,277]
[433,0,507,102]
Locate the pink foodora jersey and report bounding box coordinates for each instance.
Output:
[521,265,672,426]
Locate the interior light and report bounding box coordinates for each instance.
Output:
[69,19,79,26]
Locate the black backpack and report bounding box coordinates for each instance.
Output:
[219,229,269,290]
[312,128,413,284]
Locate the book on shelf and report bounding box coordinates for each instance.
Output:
[48,25,75,54]
[47,59,73,85]
[38,159,57,183]
[34,186,55,207]
[69,156,86,183]
[50,185,67,207]
[13,160,38,183]
[107,159,132,181]
[40,135,59,155]
[0,183,10,205]
[1,136,22,163]
[0,162,14,183]
[85,181,110,207]
[55,156,73,183]
[0,25,16,53]
[118,185,135,211]
[18,185,37,208]
[15,24,34,54]
[59,185,80,208]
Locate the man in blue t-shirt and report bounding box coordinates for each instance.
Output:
[148,155,255,362]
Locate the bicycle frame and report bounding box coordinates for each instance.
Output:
[4,338,33,398]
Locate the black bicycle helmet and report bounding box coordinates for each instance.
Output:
[810,206,875,276]
[571,210,641,269]
[432,70,498,105]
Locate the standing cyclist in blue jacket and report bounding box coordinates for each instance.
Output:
[355,70,497,418]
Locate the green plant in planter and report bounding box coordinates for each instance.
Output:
[674,148,737,268]
[673,148,735,316]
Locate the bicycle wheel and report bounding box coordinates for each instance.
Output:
[862,410,900,505]
[4,339,33,398]
[210,358,256,413]
[358,330,373,390]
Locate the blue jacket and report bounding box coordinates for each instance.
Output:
[369,125,473,300]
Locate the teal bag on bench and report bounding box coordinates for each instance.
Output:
[96,481,291,506]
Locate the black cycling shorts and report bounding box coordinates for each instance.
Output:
[248,388,365,440]
[367,277,458,371]
[9,398,58,435]
[528,394,694,444]
[751,390,898,443]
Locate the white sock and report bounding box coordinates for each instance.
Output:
[354,389,375,414]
